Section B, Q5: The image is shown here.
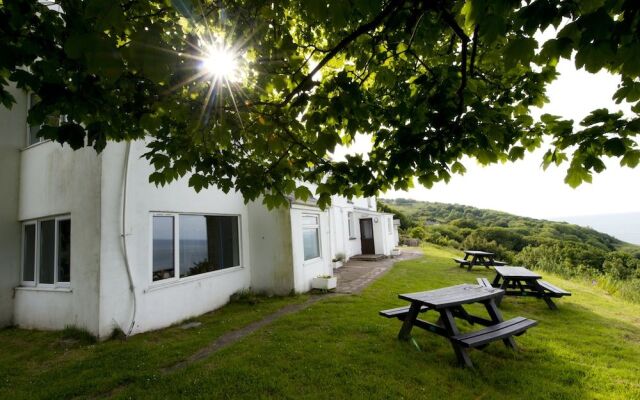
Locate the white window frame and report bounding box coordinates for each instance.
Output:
[302,213,322,263]
[347,212,356,239]
[387,217,393,235]
[149,212,243,286]
[21,215,71,288]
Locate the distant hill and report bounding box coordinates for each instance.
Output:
[379,198,640,260]
[379,198,640,303]
[555,213,640,246]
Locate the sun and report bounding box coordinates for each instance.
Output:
[201,44,239,82]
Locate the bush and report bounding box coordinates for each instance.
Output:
[602,252,639,281]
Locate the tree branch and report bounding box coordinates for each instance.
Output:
[278,0,405,107]
[470,24,479,75]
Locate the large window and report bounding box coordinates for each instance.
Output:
[302,214,320,261]
[152,214,241,282]
[22,217,71,287]
[347,212,356,239]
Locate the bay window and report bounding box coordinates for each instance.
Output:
[22,216,71,287]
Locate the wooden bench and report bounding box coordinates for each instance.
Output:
[452,316,538,348]
[453,258,471,267]
[379,305,430,319]
[537,280,571,297]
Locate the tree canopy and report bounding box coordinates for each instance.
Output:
[1,0,639,208]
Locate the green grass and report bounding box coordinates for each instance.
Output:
[2,244,639,399]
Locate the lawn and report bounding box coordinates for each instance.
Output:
[2,244,639,399]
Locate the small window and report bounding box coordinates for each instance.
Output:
[302,214,320,261]
[152,216,175,281]
[57,219,71,282]
[22,224,36,282]
[152,213,242,283]
[21,216,71,287]
[347,212,356,239]
[367,198,373,208]
[387,217,393,235]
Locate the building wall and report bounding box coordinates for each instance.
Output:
[290,204,332,293]
[247,200,294,295]
[0,86,26,326]
[97,141,252,337]
[14,138,102,333]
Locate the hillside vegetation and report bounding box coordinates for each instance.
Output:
[380,199,640,302]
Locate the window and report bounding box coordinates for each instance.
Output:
[302,214,320,261]
[387,217,393,235]
[22,216,71,287]
[27,93,63,146]
[347,212,356,239]
[367,197,373,208]
[152,213,241,282]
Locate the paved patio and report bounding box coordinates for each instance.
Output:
[335,249,423,294]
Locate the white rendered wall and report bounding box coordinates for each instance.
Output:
[247,200,294,295]
[290,204,332,292]
[14,139,102,333]
[97,141,251,337]
[0,86,26,326]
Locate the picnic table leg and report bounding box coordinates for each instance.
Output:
[467,256,476,272]
[397,302,422,341]
[484,299,517,350]
[542,297,558,310]
[491,274,501,287]
[439,308,473,368]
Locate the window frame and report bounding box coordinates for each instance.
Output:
[387,216,393,235]
[302,213,321,263]
[149,212,243,286]
[347,212,356,239]
[21,215,71,288]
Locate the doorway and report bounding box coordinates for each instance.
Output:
[359,218,375,254]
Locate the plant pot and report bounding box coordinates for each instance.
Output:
[312,276,337,291]
[391,248,401,257]
[332,261,344,269]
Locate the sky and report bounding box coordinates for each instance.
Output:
[333,59,640,220]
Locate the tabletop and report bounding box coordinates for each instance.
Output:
[463,250,495,256]
[399,284,504,309]
[494,266,541,280]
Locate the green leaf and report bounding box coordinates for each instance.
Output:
[603,138,627,157]
[503,37,537,69]
[294,186,313,202]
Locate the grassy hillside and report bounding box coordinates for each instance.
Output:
[380,199,640,302]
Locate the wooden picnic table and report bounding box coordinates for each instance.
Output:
[379,284,537,368]
[453,250,507,271]
[487,266,571,310]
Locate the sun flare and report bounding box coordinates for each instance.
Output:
[201,45,239,82]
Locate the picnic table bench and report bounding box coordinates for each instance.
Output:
[485,266,571,310]
[379,284,537,368]
[453,250,507,271]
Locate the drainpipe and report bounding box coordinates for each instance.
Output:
[121,141,137,336]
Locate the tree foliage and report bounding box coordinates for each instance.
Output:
[1,0,639,207]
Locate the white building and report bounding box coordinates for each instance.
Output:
[0,86,399,338]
